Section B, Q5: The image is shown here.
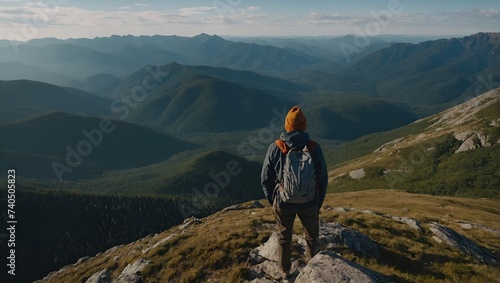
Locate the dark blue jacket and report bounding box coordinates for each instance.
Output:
[261,131,328,209]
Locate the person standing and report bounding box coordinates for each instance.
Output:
[261,106,328,281]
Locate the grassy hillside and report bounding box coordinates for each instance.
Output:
[332,136,500,198]
[328,88,500,199]
[38,190,500,283]
[0,150,265,283]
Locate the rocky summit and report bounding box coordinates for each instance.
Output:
[37,190,500,283]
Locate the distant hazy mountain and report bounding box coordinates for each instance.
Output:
[0,80,110,123]
[82,73,121,95]
[0,43,137,80]
[349,32,500,106]
[0,112,198,179]
[112,62,306,99]
[0,34,323,85]
[0,61,84,88]
[225,35,413,64]
[176,33,321,72]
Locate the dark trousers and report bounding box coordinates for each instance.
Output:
[273,203,319,273]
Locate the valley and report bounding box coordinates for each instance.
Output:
[0,32,499,282]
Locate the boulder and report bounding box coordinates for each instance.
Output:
[295,251,394,283]
[179,217,202,230]
[222,204,242,211]
[390,216,423,231]
[349,168,366,179]
[113,258,152,283]
[256,222,380,261]
[74,256,91,266]
[455,135,479,153]
[248,222,382,281]
[245,278,276,283]
[142,233,177,254]
[299,222,381,258]
[454,131,474,141]
[477,132,490,147]
[85,269,110,283]
[254,232,280,262]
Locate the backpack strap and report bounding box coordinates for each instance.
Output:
[275,139,317,154]
[275,139,289,154]
[306,140,317,153]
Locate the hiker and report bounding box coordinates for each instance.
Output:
[261,106,328,281]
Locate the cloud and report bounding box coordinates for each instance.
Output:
[179,6,215,16]
[307,12,360,24]
[0,2,498,39]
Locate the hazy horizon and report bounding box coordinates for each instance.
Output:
[1,0,499,41]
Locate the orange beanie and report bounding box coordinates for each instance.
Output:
[285,106,307,132]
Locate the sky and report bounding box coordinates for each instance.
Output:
[1,0,499,41]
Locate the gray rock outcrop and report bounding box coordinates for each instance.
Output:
[390,216,423,231]
[455,135,480,153]
[246,222,382,282]
[85,269,111,283]
[349,168,366,179]
[429,223,498,266]
[455,131,493,153]
[295,251,394,283]
[335,207,422,232]
[298,222,381,258]
[142,233,177,255]
[113,258,152,283]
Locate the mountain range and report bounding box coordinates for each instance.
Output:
[348,32,500,106]
[0,33,321,83]
[0,32,499,283]
[2,86,498,283]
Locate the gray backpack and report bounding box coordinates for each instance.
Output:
[275,140,318,204]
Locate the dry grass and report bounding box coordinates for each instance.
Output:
[41,190,500,283]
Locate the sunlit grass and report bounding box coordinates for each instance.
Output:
[42,191,500,283]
